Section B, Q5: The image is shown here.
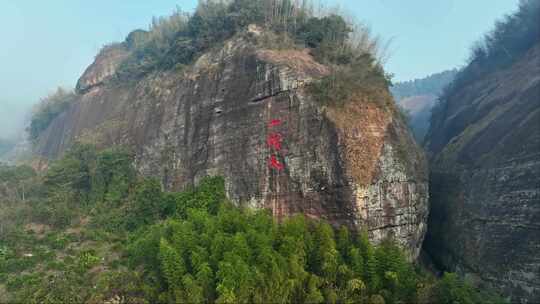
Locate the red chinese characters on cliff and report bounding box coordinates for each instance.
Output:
[267,133,283,150]
[269,155,284,170]
[269,119,282,127]
[267,119,285,171]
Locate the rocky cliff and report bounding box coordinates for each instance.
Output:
[35,29,428,258]
[424,43,540,302]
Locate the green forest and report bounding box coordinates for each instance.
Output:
[0,144,503,303]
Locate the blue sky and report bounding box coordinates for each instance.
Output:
[0,0,520,138]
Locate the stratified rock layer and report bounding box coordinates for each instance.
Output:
[425,43,540,303]
[35,32,428,258]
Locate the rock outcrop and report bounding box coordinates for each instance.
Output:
[35,30,428,258]
[424,43,540,302]
[75,44,130,94]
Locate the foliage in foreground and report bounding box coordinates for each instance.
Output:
[130,207,419,303]
[0,144,504,303]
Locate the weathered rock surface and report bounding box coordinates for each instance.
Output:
[35,31,428,258]
[424,43,540,302]
[76,44,130,94]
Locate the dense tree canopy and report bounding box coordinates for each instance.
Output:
[129,204,420,303]
[0,144,504,303]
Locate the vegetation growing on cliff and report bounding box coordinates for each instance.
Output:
[309,52,392,107]
[0,143,504,303]
[114,0,390,108]
[427,0,540,155]
[28,87,76,142]
[433,0,539,116]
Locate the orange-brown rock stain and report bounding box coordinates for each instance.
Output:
[326,95,393,187]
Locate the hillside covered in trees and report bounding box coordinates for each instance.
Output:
[0,143,503,303]
[82,0,391,99]
[27,88,76,143]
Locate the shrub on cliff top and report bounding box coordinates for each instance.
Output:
[116,0,387,81]
[309,52,392,107]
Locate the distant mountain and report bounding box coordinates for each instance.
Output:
[391,69,458,141]
[391,69,458,101]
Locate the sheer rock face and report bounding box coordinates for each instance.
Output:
[424,43,540,303]
[35,34,428,258]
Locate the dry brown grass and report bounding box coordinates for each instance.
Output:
[325,95,392,186]
[256,48,330,78]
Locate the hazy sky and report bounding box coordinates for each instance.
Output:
[0,0,520,138]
